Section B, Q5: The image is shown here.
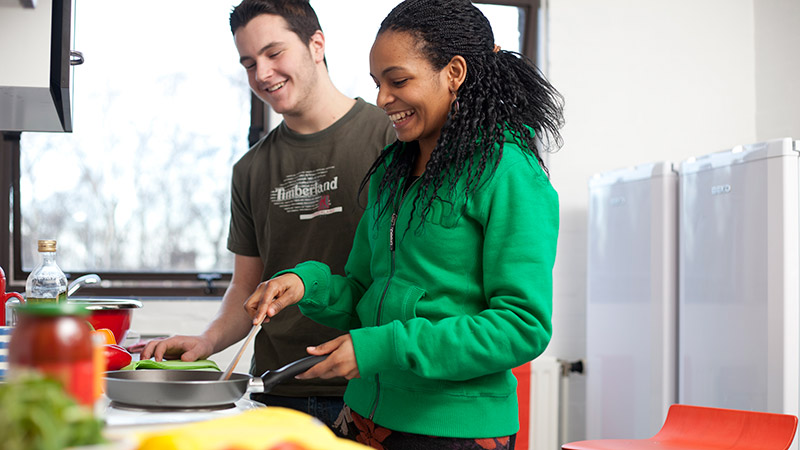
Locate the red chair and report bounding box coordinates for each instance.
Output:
[562,404,798,450]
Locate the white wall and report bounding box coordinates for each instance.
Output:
[754,0,800,140]
[544,0,800,443]
[0,0,51,87]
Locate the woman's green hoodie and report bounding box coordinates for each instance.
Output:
[283,135,559,438]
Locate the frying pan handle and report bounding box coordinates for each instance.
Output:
[249,355,329,393]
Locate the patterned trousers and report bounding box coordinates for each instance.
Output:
[333,405,516,450]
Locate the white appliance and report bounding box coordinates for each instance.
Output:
[586,162,678,439]
[678,137,800,448]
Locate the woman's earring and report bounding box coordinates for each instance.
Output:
[453,99,460,115]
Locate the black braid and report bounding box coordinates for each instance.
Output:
[359,0,564,227]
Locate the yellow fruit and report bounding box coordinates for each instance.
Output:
[134,408,369,450]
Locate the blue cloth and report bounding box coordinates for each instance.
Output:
[250,393,344,436]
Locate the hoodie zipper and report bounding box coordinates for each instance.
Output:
[369,176,419,420]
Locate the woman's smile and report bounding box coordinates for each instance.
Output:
[388,110,416,127]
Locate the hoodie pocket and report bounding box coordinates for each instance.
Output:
[358,277,426,325]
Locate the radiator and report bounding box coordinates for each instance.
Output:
[515,356,568,450]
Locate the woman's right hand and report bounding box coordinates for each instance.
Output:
[244,273,305,325]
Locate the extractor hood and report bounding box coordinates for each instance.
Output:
[0,0,76,133]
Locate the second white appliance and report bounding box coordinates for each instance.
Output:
[678,137,800,449]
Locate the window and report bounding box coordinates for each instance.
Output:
[12,0,249,294]
[1,0,541,295]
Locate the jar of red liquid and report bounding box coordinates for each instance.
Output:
[8,302,95,406]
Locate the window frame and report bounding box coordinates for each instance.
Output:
[473,0,541,62]
[1,0,541,297]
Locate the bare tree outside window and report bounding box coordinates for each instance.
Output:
[20,0,249,274]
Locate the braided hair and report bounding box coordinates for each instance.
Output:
[361,0,564,226]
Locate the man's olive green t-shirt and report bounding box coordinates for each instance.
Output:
[227,98,395,397]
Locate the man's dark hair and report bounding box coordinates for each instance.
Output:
[230,0,322,43]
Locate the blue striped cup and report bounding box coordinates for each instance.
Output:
[0,326,12,379]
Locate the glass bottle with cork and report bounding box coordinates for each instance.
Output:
[26,239,68,303]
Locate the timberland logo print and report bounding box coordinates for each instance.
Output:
[271,166,342,220]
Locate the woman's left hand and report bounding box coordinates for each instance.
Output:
[297,334,360,380]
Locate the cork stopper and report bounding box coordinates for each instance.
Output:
[37,240,57,252]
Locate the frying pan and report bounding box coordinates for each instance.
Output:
[104,355,326,408]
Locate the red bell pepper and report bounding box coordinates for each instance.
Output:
[103,344,132,371]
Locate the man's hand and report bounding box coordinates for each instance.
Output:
[140,335,215,362]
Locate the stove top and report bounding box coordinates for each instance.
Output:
[108,401,238,413]
[101,395,264,428]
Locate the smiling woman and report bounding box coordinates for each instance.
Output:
[3,0,535,295]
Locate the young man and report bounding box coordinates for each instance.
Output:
[141,0,394,429]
